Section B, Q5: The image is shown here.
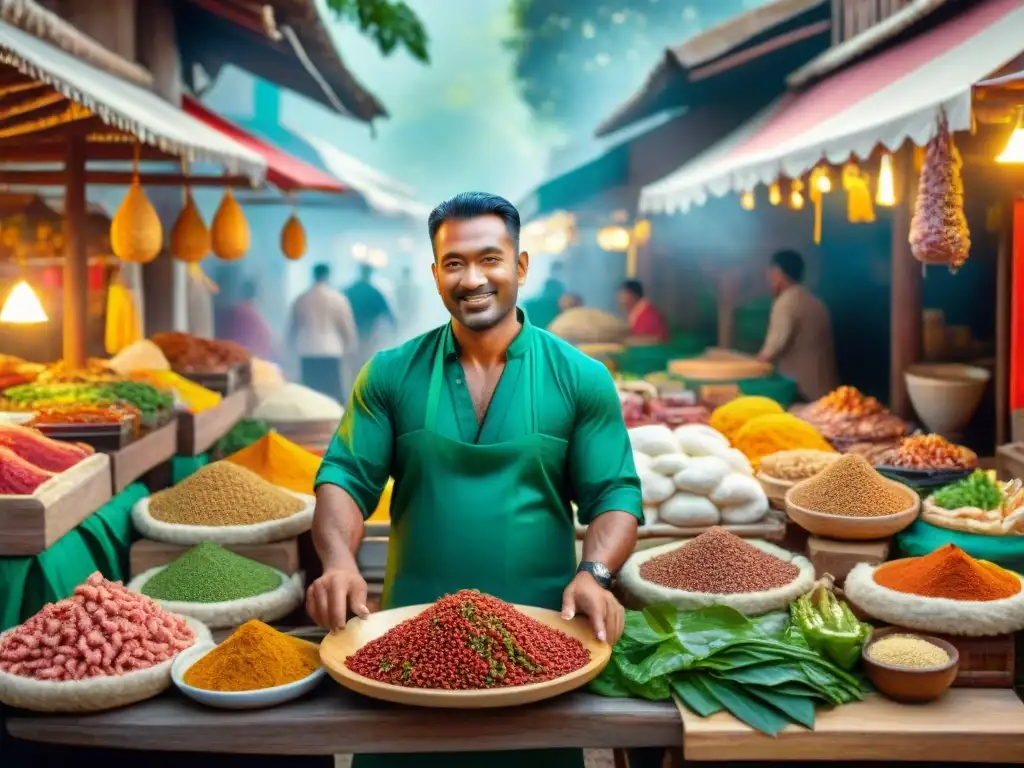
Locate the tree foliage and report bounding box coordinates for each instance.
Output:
[324,0,430,63]
[507,0,751,133]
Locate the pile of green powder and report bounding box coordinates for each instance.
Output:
[141,542,283,603]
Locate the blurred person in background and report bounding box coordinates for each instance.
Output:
[558,292,583,313]
[223,278,276,362]
[345,263,397,374]
[757,249,838,401]
[521,261,565,329]
[617,279,668,343]
[288,263,358,402]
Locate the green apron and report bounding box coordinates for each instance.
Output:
[353,326,583,768]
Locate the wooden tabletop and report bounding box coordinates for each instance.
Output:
[5,688,680,755]
[680,689,1024,763]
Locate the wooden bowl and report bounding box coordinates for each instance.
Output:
[861,627,959,703]
[757,473,795,508]
[319,603,611,708]
[784,480,920,540]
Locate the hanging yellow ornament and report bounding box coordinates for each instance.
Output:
[789,179,805,210]
[280,213,307,260]
[104,274,141,355]
[211,188,250,261]
[110,180,162,264]
[842,163,875,223]
[808,167,831,244]
[170,189,211,263]
[876,153,896,206]
[739,191,755,210]
[768,182,782,206]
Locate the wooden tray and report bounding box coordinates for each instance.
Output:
[107,418,178,493]
[876,625,1014,688]
[130,537,300,578]
[178,362,251,396]
[319,603,611,708]
[177,388,250,456]
[34,419,134,451]
[0,453,112,555]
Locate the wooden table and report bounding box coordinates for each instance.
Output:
[5,690,678,755]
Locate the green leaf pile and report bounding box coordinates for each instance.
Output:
[932,470,1003,511]
[589,604,866,736]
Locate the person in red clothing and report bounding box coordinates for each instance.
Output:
[617,279,668,343]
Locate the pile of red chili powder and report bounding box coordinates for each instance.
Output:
[345,590,590,689]
[639,527,799,594]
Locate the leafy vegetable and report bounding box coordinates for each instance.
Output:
[590,604,867,735]
[933,470,1003,511]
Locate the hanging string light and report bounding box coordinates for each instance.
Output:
[739,190,755,210]
[842,162,875,223]
[809,167,831,244]
[876,153,896,206]
[996,106,1024,163]
[768,182,782,206]
[789,179,805,210]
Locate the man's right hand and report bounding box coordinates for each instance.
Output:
[306,568,370,631]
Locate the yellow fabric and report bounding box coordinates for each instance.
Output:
[104,283,142,355]
[367,478,393,522]
[130,370,221,413]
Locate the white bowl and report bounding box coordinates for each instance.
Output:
[904,364,990,436]
[170,642,326,710]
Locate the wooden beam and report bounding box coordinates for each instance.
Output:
[63,136,87,369]
[689,21,832,83]
[0,144,173,162]
[0,170,256,187]
[889,144,921,418]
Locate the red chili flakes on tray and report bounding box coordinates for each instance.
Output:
[879,433,977,471]
[346,590,589,689]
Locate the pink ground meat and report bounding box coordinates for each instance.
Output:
[0,572,195,681]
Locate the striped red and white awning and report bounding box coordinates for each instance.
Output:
[640,0,1024,214]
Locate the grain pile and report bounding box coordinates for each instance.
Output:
[140,542,282,603]
[760,450,839,482]
[789,454,912,517]
[867,635,950,669]
[148,462,304,526]
[639,527,799,594]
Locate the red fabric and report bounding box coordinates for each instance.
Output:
[182,97,345,193]
[1011,198,1024,411]
[719,0,1022,165]
[630,300,669,342]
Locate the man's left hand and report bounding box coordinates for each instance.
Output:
[561,571,625,646]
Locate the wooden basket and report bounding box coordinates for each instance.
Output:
[0,453,112,556]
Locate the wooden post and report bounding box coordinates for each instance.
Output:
[717,269,738,351]
[996,200,1012,446]
[62,136,88,368]
[889,145,921,418]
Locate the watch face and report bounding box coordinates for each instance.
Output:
[582,561,612,584]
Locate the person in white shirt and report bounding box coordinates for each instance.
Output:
[288,263,358,401]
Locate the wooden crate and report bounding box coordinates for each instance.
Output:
[179,362,252,396]
[876,625,1014,688]
[130,537,300,577]
[265,418,339,449]
[806,536,891,585]
[177,388,250,456]
[107,418,178,493]
[0,453,112,556]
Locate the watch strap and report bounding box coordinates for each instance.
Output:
[577,560,613,588]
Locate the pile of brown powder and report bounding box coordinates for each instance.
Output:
[149,462,305,526]
[789,454,912,517]
[639,527,799,593]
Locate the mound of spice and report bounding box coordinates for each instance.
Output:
[874,544,1021,602]
[639,527,799,593]
[0,573,194,681]
[148,461,304,526]
[789,454,912,517]
[183,620,319,692]
[867,634,950,669]
[224,432,320,495]
[881,433,977,471]
[760,449,840,482]
[140,542,282,603]
[345,590,590,689]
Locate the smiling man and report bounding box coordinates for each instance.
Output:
[307,191,642,768]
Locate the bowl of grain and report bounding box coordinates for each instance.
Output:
[785,454,920,540]
[758,450,840,507]
[861,627,958,702]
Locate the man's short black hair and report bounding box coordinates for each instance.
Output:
[427,192,520,254]
[619,279,644,299]
[770,249,805,283]
[312,263,330,282]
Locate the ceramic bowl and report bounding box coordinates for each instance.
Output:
[171,642,326,710]
[905,363,990,436]
[784,480,920,540]
[861,627,959,703]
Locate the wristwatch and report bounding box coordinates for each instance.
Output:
[577,560,613,589]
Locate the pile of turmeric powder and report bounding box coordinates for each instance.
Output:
[183,620,320,692]
[224,432,321,494]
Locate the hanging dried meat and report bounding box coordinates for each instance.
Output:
[908,114,970,270]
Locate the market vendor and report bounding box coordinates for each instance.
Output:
[617,279,669,342]
[757,249,838,401]
[308,191,642,768]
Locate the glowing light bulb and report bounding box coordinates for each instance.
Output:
[739,191,755,210]
[996,108,1024,163]
[814,168,832,193]
[790,190,804,210]
[768,183,781,206]
[876,153,896,206]
[596,226,630,252]
[0,281,46,324]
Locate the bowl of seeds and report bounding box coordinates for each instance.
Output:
[785,454,920,540]
[758,450,840,507]
[861,627,958,702]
